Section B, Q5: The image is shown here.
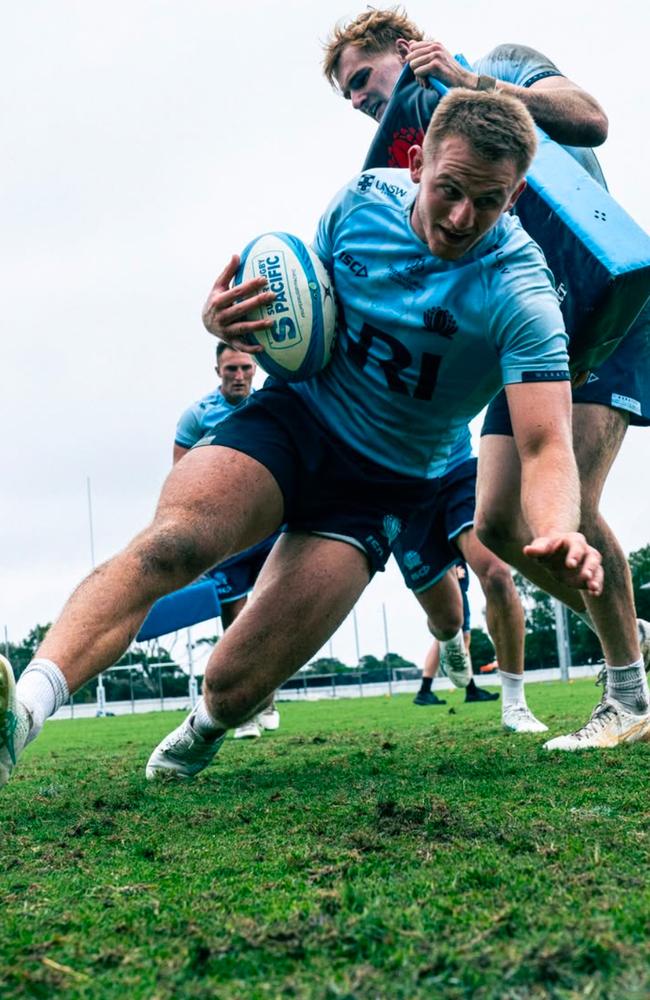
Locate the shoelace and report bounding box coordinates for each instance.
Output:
[166,727,198,752]
[445,645,468,671]
[572,701,617,740]
[505,705,533,721]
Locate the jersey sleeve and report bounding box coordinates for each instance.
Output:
[312,176,367,271]
[489,251,570,385]
[474,44,564,89]
[174,404,202,449]
[312,185,350,274]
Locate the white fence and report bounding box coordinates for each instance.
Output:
[50,663,603,721]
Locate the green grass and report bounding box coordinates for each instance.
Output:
[1,680,648,999]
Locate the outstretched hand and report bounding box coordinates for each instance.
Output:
[523,533,603,595]
[406,40,476,90]
[201,255,276,354]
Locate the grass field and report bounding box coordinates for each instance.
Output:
[1,680,648,999]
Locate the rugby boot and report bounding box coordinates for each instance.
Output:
[146,713,226,779]
[0,655,31,788]
[502,704,548,733]
[233,718,262,739]
[413,690,446,706]
[440,633,472,688]
[544,697,650,750]
[258,703,280,731]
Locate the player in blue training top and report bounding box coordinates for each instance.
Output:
[174,340,280,739]
[323,8,650,750]
[174,341,255,461]
[1,89,609,791]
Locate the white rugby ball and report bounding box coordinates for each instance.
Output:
[235,232,337,382]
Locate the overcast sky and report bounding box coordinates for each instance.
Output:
[2,0,648,673]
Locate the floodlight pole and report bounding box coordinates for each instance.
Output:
[352,607,363,696]
[187,626,198,709]
[382,603,393,696]
[553,598,572,681]
[87,476,107,715]
[86,476,96,569]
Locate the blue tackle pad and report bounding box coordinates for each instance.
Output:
[433,57,650,372]
[136,578,221,641]
[517,130,650,372]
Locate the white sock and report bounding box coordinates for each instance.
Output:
[190,697,226,739]
[16,658,70,741]
[606,659,649,714]
[499,670,527,710]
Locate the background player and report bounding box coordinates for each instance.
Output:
[323,8,650,748]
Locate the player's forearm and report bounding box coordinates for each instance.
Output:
[478,78,608,147]
[519,443,581,539]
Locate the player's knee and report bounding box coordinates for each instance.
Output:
[476,557,516,604]
[577,498,600,537]
[203,675,257,729]
[135,523,213,586]
[426,612,463,642]
[474,509,514,556]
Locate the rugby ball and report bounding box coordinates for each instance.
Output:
[235,232,337,382]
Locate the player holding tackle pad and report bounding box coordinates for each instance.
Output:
[324,9,650,749]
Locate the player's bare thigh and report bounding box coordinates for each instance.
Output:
[571,403,629,516]
[154,444,284,565]
[477,403,629,532]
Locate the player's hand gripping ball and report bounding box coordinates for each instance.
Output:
[235,232,337,382]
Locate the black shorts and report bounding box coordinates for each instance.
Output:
[392,458,477,592]
[482,304,650,436]
[201,384,441,573]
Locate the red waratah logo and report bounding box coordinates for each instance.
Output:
[387,126,425,167]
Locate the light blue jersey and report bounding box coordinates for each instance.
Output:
[175,388,249,449]
[292,170,569,479]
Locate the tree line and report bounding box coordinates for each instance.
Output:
[5,546,649,695]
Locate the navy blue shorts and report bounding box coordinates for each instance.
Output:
[205,535,278,604]
[202,384,441,574]
[392,458,477,592]
[482,306,650,435]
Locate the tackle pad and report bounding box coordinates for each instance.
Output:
[518,129,650,374]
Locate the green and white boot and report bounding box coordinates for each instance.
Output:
[0,655,31,788]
